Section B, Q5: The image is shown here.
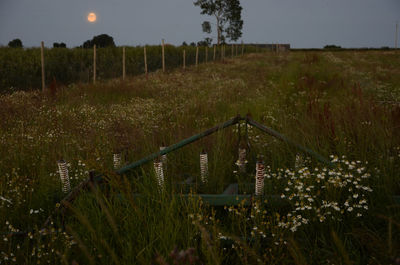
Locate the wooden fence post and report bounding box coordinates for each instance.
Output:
[122,46,126,80]
[40,41,45,91]
[183,49,186,70]
[396,21,399,49]
[235,44,238,56]
[196,46,199,67]
[231,44,234,58]
[213,45,216,61]
[205,46,208,63]
[241,42,244,56]
[144,46,148,77]
[93,45,96,84]
[396,21,398,49]
[162,39,165,72]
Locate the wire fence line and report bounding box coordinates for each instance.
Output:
[0,43,267,93]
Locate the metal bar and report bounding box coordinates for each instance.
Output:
[222,183,238,195]
[116,116,242,174]
[42,173,103,228]
[246,117,334,167]
[183,176,194,184]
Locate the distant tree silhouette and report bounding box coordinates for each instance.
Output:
[82,34,115,48]
[182,41,188,46]
[92,34,115,47]
[197,38,212,46]
[8,39,23,48]
[190,42,196,47]
[324,45,342,50]
[82,40,92,49]
[53,42,67,48]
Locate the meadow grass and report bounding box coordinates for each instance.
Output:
[0,45,258,92]
[0,50,399,264]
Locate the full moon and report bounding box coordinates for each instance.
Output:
[87,12,97,23]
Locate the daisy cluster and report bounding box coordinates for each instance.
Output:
[0,168,35,209]
[1,226,76,264]
[277,155,373,232]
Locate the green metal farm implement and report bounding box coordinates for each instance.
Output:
[39,114,334,229]
[12,113,398,238]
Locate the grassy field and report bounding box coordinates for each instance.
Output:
[0,50,400,264]
[0,45,257,92]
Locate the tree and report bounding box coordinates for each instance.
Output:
[82,34,115,48]
[53,42,66,48]
[197,38,212,46]
[82,40,92,49]
[92,34,115,48]
[324,45,342,50]
[8,39,23,48]
[194,0,243,45]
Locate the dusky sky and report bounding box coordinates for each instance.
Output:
[0,0,399,48]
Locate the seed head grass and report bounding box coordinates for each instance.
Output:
[1,50,400,264]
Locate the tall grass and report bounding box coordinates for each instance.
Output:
[0,50,400,264]
[0,45,259,93]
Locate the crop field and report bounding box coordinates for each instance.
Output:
[0,50,400,264]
